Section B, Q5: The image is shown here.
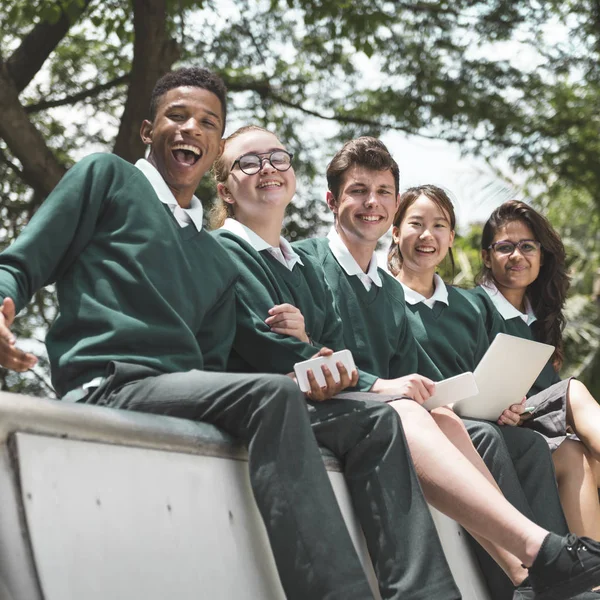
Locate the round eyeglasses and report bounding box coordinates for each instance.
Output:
[488,239,541,256]
[231,150,293,175]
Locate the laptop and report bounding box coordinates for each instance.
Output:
[451,333,554,420]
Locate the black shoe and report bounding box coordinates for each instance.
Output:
[512,577,534,600]
[528,533,600,600]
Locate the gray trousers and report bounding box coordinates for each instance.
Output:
[464,419,569,600]
[83,362,460,600]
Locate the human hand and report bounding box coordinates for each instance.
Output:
[0,298,37,371]
[371,373,435,405]
[265,303,309,343]
[305,347,359,402]
[497,397,531,426]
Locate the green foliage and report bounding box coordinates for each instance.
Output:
[2,0,600,394]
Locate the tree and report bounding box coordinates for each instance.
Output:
[1,0,599,394]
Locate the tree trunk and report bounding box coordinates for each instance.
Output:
[112,0,179,162]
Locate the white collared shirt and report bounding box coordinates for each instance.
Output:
[480,282,537,325]
[327,228,382,291]
[220,218,304,271]
[400,273,449,309]
[135,159,204,231]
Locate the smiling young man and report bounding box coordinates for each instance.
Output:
[0,70,399,600]
[294,137,600,600]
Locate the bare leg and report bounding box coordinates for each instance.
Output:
[566,379,600,461]
[553,439,600,539]
[431,408,529,584]
[390,400,547,568]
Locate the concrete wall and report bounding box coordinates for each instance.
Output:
[0,392,491,600]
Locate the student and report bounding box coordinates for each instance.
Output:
[468,200,600,539]
[389,184,600,587]
[0,67,413,600]
[294,137,589,600]
[210,125,600,600]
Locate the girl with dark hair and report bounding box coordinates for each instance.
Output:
[390,188,600,540]
[469,200,600,537]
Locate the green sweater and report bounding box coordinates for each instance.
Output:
[293,237,442,381]
[404,286,490,379]
[466,286,561,396]
[0,153,239,396]
[212,230,378,391]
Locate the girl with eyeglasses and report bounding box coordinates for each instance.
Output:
[389,187,600,540]
[469,200,600,537]
[208,126,600,600]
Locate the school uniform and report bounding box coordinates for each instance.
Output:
[468,284,574,452]
[0,153,391,600]
[213,220,461,600]
[401,276,570,600]
[294,232,442,380]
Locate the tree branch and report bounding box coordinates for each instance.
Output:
[7,0,93,93]
[223,76,440,137]
[112,0,179,162]
[25,74,129,114]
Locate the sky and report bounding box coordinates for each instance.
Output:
[383,131,519,232]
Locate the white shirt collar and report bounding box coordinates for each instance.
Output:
[401,273,449,309]
[480,282,537,325]
[221,218,304,271]
[327,227,382,291]
[135,159,204,231]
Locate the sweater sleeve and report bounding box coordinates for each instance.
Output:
[221,235,377,391]
[0,154,124,313]
[229,245,323,371]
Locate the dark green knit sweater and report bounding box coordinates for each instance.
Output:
[466,286,561,396]
[294,237,442,381]
[404,285,490,378]
[0,153,239,396]
[212,230,378,391]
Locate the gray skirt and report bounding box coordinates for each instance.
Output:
[523,377,577,452]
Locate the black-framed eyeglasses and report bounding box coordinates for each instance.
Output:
[488,239,541,256]
[231,150,293,175]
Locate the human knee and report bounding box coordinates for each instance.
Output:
[464,419,503,447]
[246,373,307,418]
[431,408,471,443]
[567,379,594,414]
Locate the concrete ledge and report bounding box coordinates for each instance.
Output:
[0,391,490,600]
[0,392,342,471]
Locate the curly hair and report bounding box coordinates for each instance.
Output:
[387,184,456,278]
[477,200,570,369]
[149,67,228,133]
[208,125,273,230]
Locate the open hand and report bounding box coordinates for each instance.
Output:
[0,298,37,371]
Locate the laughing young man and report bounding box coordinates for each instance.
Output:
[0,70,402,600]
[294,137,600,600]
